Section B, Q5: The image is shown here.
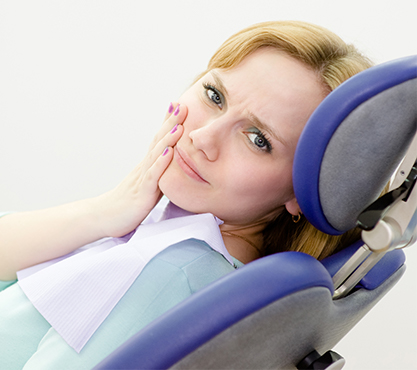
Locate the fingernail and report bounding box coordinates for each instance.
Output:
[174,104,180,116]
[168,102,174,114]
[162,147,169,156]
[170,124,178,134]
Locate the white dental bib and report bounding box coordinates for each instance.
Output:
[17,198,234,353]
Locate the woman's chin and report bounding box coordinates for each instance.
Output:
[159,172,193,211]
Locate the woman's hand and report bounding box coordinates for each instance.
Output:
[91,102,187,238]
[0,103,188,280]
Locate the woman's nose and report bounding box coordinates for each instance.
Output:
[188,119,223,161]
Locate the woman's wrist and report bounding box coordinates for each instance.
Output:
[72,196,111,241]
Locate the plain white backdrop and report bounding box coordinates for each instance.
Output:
[1,1,416,369]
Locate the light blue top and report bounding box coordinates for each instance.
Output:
[0,212,243,369]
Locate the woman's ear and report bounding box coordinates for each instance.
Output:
[284,197,301,216]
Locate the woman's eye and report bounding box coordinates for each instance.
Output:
[203,83,223,109]
[207,89,222,106]
[247,132,272,153]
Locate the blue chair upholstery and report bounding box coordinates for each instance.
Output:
[294,55,417,235]
[96,55,416,369]
[95,248,405,369]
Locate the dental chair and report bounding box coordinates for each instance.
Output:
[96,55,417,370]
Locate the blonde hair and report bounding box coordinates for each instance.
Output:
[200,21,375,260]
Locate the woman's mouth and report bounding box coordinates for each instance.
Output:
[174,146,209,184]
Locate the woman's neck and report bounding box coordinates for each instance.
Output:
[219,222,266,264]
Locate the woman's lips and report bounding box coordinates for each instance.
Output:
[174,146,209,184]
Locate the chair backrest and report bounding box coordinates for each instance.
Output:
[94,245,405,369]
[95,55,416,369]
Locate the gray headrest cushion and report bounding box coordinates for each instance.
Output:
[319,78,417,231]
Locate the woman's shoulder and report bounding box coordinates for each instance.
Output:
[0,213,16,290]
[149,239,239,293]
[0,279,17,291]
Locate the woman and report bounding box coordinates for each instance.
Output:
[0,21,372,369]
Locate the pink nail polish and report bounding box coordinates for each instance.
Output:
[174,104,180,116]
[168,102,174,114]
[170,124,178,134]
[162,147,169,156]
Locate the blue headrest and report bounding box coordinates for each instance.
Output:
[294,55,417,235]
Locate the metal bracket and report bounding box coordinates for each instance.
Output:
[332,134,417,300]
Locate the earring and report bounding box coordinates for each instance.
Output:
[292,213,302,223]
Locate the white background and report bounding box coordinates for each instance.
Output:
[1,1,416,369]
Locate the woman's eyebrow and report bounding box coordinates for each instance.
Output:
[211,70,287,147]
[210,70,229,99]
[247,111,288,147]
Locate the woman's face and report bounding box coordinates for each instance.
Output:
[159,47,326,226]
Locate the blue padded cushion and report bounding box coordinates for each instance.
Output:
[95,245,405,369]
[95,252,333,370]
[321,240,406,290]
[294,55,417,235]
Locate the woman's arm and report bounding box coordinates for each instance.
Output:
[0,200,105,281]
[0,103,187,281]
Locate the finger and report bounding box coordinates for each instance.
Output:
[149,104,188,150]
[141,145,175,194]
[148,102,179,151]
[163,102,179,122]
[145,123,184,170]
[160,103,187,136]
